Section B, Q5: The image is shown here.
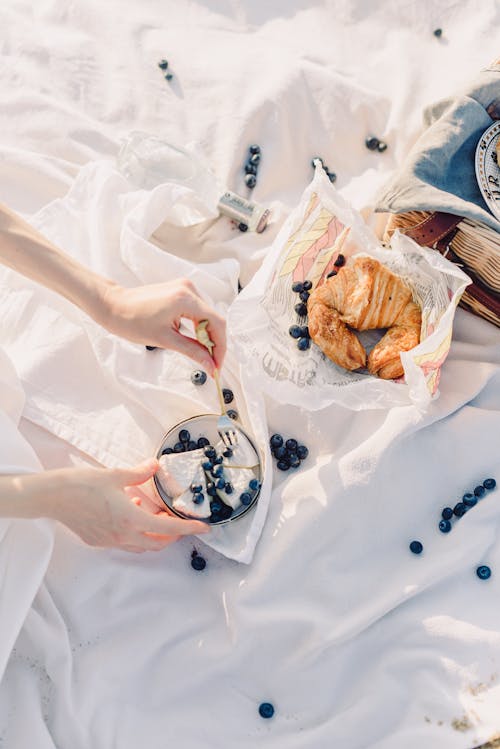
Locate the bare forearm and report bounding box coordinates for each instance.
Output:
[0,202,116,325]
[0,472,61,520]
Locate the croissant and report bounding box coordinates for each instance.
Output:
[307,256,421,379]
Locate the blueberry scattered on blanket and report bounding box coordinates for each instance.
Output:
[476,565,491,580]
[227,409,238,420]
[158,59,169,70]
[474,485,486,498]
[377,141,388,153]
[145,345,157,350]
[365,136,380,151]
[245,174,257,189]
[243,145,261,191]
[270,434,283,449]
[164,73,174,81]
[244,163,257,175]
[238,222,248,232]
[439,519,452,533]
[453,502,466,517]
[433,28,443,38]
[249,153,261,166]
[258,702,275,719]
[270,434,308,471]
[441,507,453,520]
[223,388,234,404]
[191,370,207,386]
[484,478,496,490]
[409,540,423,554]
[462,493,477,508]
[191,554,207,571]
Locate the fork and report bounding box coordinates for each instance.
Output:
[195,320,239,448]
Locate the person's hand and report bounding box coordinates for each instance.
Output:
[46,459,209,552]
[102,279,226,374]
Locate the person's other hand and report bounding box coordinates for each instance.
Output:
[48,459,209,552]
[102,279,226,373]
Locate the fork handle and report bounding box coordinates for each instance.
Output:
[213,368,227,415]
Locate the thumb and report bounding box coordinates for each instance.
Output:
[115,458,159,487]
[169,331,216,375]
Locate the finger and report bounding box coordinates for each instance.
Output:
[143,532,181,545]
[142,514,210,537]
[167,330,217,375]
[168,291,227,371]
[114,458,159,487]
[125,486,165,513]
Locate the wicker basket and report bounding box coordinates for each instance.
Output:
[384,211,500,327]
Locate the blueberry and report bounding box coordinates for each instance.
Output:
[244,162,257,175]
[273,445,287,460]
[441,507,453,520]
[213,456,223,465]
[249,144,261,155]
[245,174,257,189]
[173,442,185,453]
[292,282,304,293]
[285,439,298,452]
[311,156,324,168]
[326,270,337,279]
[190,483,203,494]
[204,447,216,458]
[249,478,260,491]
[227,409,238,420]
[365,136,380,151]
[302,280,312,291]
[377,141,388,153]
[223,388,234,404]
[483,478,496,490]
[259,703,274,719]
[453,502,467,517]
[277,459,290,471]
[334,254,345,267]
[212,465,224,478]
[439,519,452,533]
[224,483,234,495]
[296,445,309,460]
[197,437,210,448]
[165,73,173,81]
[158,59,169,70]
[289,325,302,339]
[327,172,337,183]
[409,540,423,554]
[462,493,477,508]
[202,461,213,471]
[191,370,207,386]
[193,493,204,505]
[161,446,173,455]
[207,483,217,496]
[294,302,308,317]
[289,454,300,468]
[476,565,491,580]
[238,222,248,232]
[297,337,311,351]
[145,345,157,350]
[223,448,233,458]
[433,28,442,37]
[249,153,261,165]
[211,499,223,513]
[186,441,197,451]
[299,290,310,302]
[216,478,226,490]
[299,325,310,338]
[179,428,190,443]
[270,434,284,449]
[240,492,252,506]
[191,555,206,571]
[474,485,486,498]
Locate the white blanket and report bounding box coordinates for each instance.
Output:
[1,1,500,747]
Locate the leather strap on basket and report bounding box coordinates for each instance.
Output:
[397,211,463,247]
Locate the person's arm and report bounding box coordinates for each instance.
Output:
[0,460,209,552]
[0,202,226,373]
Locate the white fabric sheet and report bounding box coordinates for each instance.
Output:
[1,1,500,747]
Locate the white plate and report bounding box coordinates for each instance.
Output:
[475,120,500,221]
[153,413,262,525]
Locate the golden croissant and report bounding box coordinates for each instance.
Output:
[307,256,421,379]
